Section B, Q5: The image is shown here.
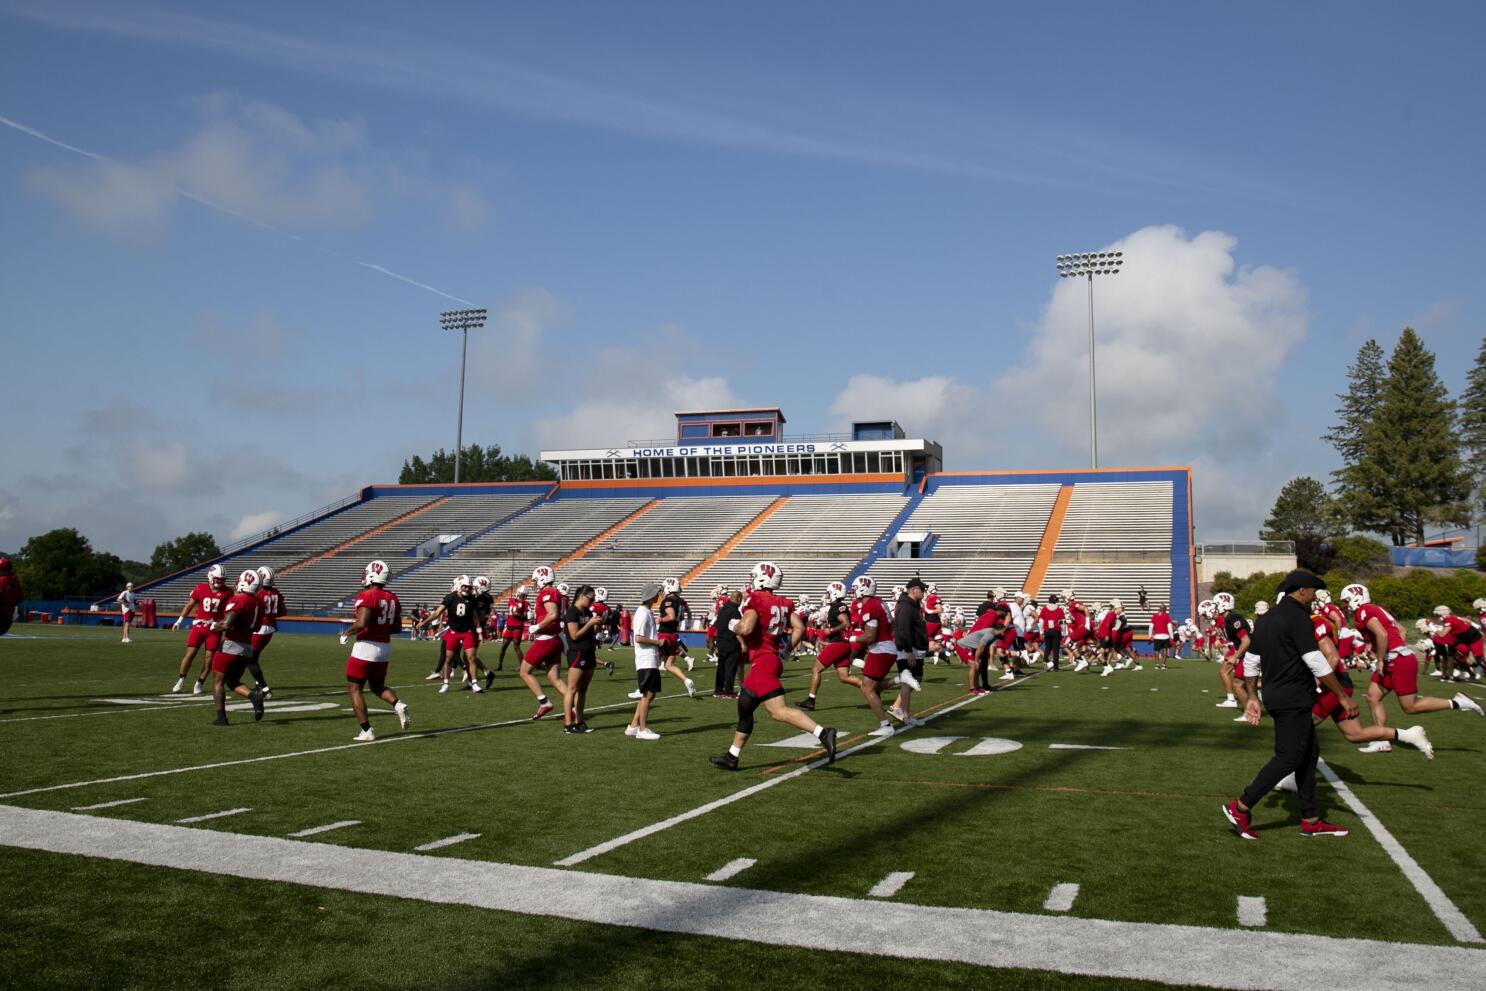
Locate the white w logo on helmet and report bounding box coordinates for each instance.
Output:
[751,561,782,590]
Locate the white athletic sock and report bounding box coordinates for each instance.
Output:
[811,724,824,739]
[1225,693,1235,701]
[728,745,741,758]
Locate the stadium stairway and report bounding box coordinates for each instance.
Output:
[678,496,789,590]
[279,497,450,576]
[1022,484,1073,597]
[845,485,926,587]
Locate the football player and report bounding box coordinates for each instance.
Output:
[496,585,529,671]
[417,575,483,695]
[849,575,915,735]
[657,577,697,697]
[208,570,266,726]
[799,581,862,711]
[249,566,284,698]
[519,566,570,719]
[172,563,230,695]
[341,560,410,742]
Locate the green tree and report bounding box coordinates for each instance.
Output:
[1323,339,1386,487]
[1340,330,1471,543]
[1329,534,1391,576]
[1458,337,1486,510]
[1259,475,1346,572]
[398,444,557,483]
[14,528,125,598]
[149,532,222,576]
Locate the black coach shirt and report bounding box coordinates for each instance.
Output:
[715,599,742,654]
[1249,596,1323,712]
[894,594,928,653]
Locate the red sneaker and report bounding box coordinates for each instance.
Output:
[1300,819,1349,838]
[1222,800,1258,840]
[532,701,554,721]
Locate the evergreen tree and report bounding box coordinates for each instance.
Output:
[1322,339,1386,486]
[1259,476,1345,571]
[1346,329,1471,544]
[1457,337,1486,509]
[396,444,556,483]
[150,532,222,575]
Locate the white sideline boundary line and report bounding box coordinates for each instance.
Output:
[554,674,1038,867]
[0,684,422,724]
[0,692,688,800]
[1317,759,1484,944]
[1,805,1483,991]
[704,857,756,882]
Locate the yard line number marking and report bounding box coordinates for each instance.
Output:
[704,858,756,882]
[868,871,914,898]
[1044,883,1080,912]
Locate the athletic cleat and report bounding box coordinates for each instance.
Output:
[484,672,495,691]
[1453,692,1484,716]
[576,722,593,734]
[438,681,449,694]
[1358,740,1393,754]
[249,688,265,722]
[709,752,739,770]
[1300,819,1349,838]
[395,701,411,730]
[634,728,660,741]
[1073,659,1089,673]
[868,723,895,737]
[685,657,695,672]
[685,678,697,698]
[1044,661,1054,671]
[1216,698,1238,708]
[470,681,484,694]
[1233,714,1250,722]
[1131,664,1144,672]
[424,671,443,681]
[192,680,204,696]
[798,696,816,711]
[887,705,907,723]
[171,677,186,694]
[259,686,272,701]
[605,660,615,675]
[563,724,581,735]
[624,725,638,737]
[120,637,131,644]
[1276,772,1298,793]
[821,727,839,763]
[899,669,922,691]
[901,715,924,728]
[1100,665,1113,678]
[532,701,554,721]
[354,727,376,742]
[210,714,229,727]
[1221,800,1258,840]
[1396,724,1432,758]
[628,689,643,700]
[969,688,989,695]
[999,670,1015,681]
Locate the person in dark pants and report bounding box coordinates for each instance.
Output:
[1222,570,1356,840]
[713,588,743,698]
[889,578,930,720]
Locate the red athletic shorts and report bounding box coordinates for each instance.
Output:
[705,625,716,639]
[1312,684,1356,724]
[122,611,135,624]
[817,641,851,668]
[443,630,477,652]
[250,632,274,655]
[187,625,220,651]
[862,649,896,681]
[525,637,562,667]
[501,627,525,642]
[345,657,390,682]
[1371,651,1419,697]
[657,632,683,657]
[210,650,249,684]
[925,621,942,640]
[1119,630,1134,648]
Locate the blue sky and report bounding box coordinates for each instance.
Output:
[2,1,1483,560]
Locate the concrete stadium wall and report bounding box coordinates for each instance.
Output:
[1198,553,1297,583]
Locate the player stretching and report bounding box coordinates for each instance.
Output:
[1341,584,1482,752]
[496,585,529,671]
[708,562,838,771]
[657,577,697,697]
[341,560,410,742]
[800,581,862,711]
[1213,593,1251,713]
[171,563,230,694]
[208,570,267,726]
[519,566,570,719]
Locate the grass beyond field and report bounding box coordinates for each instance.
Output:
[2,625,1485,990]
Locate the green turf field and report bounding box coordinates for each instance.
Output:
[2,625,1485,990]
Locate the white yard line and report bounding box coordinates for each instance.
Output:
[175,807,251,824]
[703,857,756,882]
[1318,758,1483,944]
[868,871,914,898]
[0,692,687,800]
[1044,882,1079,912]
[554,675,1037,867]
[287,820,362,838]
[0,685,422,724]
[414,832,479,852]
[1048,743,1130,751]
[1237,896,1267,928]
[71,797,147,812]
[1,805,1482,991]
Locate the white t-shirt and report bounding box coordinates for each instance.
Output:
[118,590,137,612]
[632,605,660,670]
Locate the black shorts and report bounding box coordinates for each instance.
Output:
[740,685,785,707]
[568,651,596,671]
[636,669,662,695]
[0,613,11,637]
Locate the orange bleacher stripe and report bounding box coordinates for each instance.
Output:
[1022,485,1073,597]
[279,497,447,576]
[679,497,789,588]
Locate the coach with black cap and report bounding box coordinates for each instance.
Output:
[1221,570,1356,840]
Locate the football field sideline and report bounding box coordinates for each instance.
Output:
[2,803,1483,991]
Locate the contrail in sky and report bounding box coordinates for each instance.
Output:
[0,112,478,307]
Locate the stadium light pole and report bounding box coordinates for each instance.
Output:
[440,308,487,483]
[1055,251,1123,468]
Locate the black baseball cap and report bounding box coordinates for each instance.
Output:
[1279,570,1327,593]
[905,578,927,591]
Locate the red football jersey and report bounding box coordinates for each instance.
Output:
[0,574,22,611]
[1097,610,1117,638]
[256,588,286,628]
[189,582,230,626]
[1150,611,1171,636]
[533,586,561,635]
[592,601,609,620]
[1354,603,1405,652]
[352,586,401,643]
[220,592,260,647]
[1443,615,1474,639]
[741,590,792,661]
[923,593,941,617]
[505,597,528,628]
[1039,606,1065,633]
[853,596,894,648]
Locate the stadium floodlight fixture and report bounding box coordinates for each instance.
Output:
[440,308,487,484]
[1054,251,1124,469]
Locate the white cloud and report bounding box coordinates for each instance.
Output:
[829,374,989,463]
[229,511,284,541]
[447,185,489,232]
[465,287,568,403]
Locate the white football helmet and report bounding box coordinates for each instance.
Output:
[1254,600,1269,616]
[1414,618,1434,633]
[750,561,783,591]
[557,582,571,597]
[1314,589,1332,605]
[1433,604,1451,618]
[993,586,1007,601]
[1473,597,1486,612]
[256,566,275,588]
[207,563,225,587]
[1339,583,1370,610]
[1198,599,1215,619]
[363,560,389,586]
[892,584,906,601]
[517,584,530,598]
[851,575,876,599]
[926,581,937,594]
[1014,590,1028,601]
[1061,588,1076,601]
[450,577,462,593]
[825,580,847,602]
[236,569,261,594]
[455,574,473,594]
[662,577,680,595]
[1109,597,1123,611]
[594,586,608,603]
[1213,592,1235,613]
[531,566,554,588]
[711,583,726,598]
[473,576,490,595]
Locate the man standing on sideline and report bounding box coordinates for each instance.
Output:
[713,587,743,698]
[888,578,930,723]
[115,582,138,643]
[1223,570,1355,840]
[0,556,24,638]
